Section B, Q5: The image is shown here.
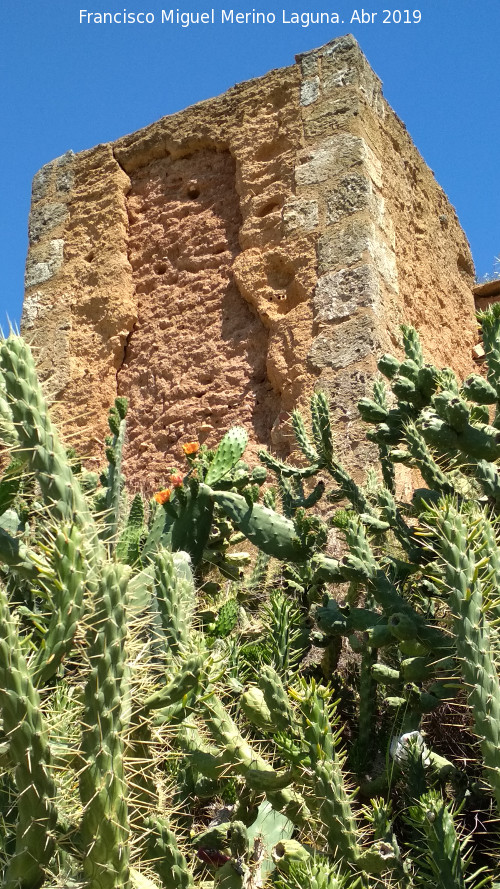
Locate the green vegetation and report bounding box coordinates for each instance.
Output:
[1,308,500,888]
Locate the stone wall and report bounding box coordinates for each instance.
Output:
[22,35,478,491]
[474,279,500,314]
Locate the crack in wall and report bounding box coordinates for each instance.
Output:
[111,146,137,393]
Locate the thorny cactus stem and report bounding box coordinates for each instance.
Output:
[404,422,456,495]
[0,338,96,532]
[101,397,128,548]
[79,562,131,889]
[0,583,58,889]
[30,524,86,686]
[0,336,104,589]
[294,683,363,867]
[199,692,311,828]
[404,791,469,889]
[430,502,500,814]
[144,815,195,889]
[152,549,195,655]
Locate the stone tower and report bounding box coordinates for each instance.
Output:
[21,35,477,491]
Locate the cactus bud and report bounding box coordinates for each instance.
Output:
[462,374,497,404]
[251,465,267,484]
[378,353,400,379]
[240,686,273,731]
[358,398,388,424]
[392,376,417,401]
[273,840,310,874]
[115,396,128,419]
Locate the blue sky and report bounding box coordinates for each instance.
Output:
[1,1,499,327]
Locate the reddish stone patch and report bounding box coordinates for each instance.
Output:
[118,149,279,492]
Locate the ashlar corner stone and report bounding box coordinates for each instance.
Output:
[313,265,379,321]
[308,315,379,371]
[282,199,319,234]
[28,203,69,245]
[295,134,367,187]
[300,77,320,106]
[25,238,64,289]
[318,219,373,274]
[326,174,372,224]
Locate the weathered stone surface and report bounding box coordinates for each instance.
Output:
[22,291,46,328]
[54,151,75,193]
[28,203,68,244]
[300,77,320,106]
[31,162,53,203]
[318,220,373,273]
[118,149,280,484]
[25,239,64,288]
[308,315,379,372]
[313,266,379,321]
[303,91,361,140]
[295,134,366,186]
[282,199,319,234]
[297,53,319,78]
[322,33,358,56]
[21,35,478,490]
[326,174,371,224]
[322,39,384,112]
[319,364,380,469]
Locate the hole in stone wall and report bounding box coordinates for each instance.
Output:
[85,251,95,262]
[267,292,289,303]
[266,261,294,291]
[186,181,200,199]
[257,200,281,218]
[154,262,168,275]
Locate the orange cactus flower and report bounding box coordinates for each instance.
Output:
[182,441,200,456]
[169,472,184,488]
[154,488,171,504]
